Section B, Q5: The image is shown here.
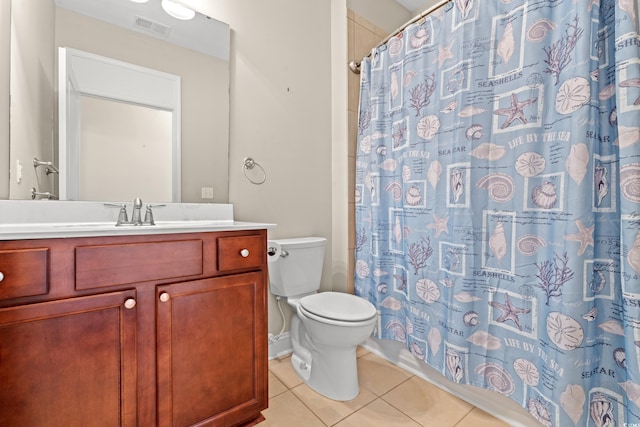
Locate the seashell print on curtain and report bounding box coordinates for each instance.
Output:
[354,0,640,425]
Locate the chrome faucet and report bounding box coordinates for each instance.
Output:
[131,198,143,225]
[105,198,164,226]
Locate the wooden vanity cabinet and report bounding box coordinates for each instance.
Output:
[0,289,138,427]
[157,272,267,427]
[0,229,268,427]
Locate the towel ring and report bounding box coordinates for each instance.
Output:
[242,157,266,185]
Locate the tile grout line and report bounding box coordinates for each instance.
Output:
[280,350,410,426]
[269,350,496,427]
[269,354,394,427]
[383,375,471,427]
[451,407,476,427]
[288,380,380,427]
[287,386,331,427]
[376,376,428,426]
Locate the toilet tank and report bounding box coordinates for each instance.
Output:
[268,237,326,297]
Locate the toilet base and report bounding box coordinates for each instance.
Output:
[294,345,360,401]
[291,352,311,381]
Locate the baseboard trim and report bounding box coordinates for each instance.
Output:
[268,332,293,360]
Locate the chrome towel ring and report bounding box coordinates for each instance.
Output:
[242,157,266,185]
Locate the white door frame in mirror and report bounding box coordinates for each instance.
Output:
[58,47,181,202]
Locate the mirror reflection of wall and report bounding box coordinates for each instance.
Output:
[5,0,230,203]
[80,97,173,202]
[7,0,56,200]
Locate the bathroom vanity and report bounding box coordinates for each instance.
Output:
[0,202,272,427]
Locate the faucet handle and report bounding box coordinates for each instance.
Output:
[144,204,165,226]
[104,203,129,226]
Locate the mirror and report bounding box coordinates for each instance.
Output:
[79,96,175,202]
[59,47,181,202]
[3,0,230,203]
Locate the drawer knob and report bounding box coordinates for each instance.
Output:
[240,249,250,258]
[159,292,170,303]
[0,272,3,282]
[124,298,136,309]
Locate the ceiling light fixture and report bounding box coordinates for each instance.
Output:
[161,0,196,20]
[129,0,150,3]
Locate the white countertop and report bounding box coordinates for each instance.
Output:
[0,200,275,240]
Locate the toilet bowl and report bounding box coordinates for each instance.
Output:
[289,291,377,400]
[268,237,377,401]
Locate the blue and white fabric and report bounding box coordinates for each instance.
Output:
[354,0,640,425]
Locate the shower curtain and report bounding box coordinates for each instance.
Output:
[354,0,640,425]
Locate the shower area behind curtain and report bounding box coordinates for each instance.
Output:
[354,0,640,426]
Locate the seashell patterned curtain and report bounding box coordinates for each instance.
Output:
[354,0,640,425]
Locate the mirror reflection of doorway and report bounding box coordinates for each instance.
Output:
[59,47,181,202]
[80,96,173,202]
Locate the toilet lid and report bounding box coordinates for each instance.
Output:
[299,292,376,322]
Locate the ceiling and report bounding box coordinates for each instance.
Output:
[395,0,436,13]
[54,0,229,59]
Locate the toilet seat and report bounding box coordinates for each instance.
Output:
[299,292,376,322]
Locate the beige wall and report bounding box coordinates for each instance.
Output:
[330,0,350,297]
[185,0,407,335]
[210,0,334,335]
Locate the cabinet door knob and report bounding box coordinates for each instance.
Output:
[159,292,170,303]
[124,298,136,309]
[0,272,4,282]
[240,249,250,258]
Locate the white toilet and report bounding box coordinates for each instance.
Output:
[268,237,377,401]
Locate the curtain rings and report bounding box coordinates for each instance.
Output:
[242,157,266,185]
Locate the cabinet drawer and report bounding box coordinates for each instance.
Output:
[217,235,264,271]
[0,248,48,300]
[76,239,203,290]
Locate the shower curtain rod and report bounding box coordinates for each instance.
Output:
[348,0,452,74]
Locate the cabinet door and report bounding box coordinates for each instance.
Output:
[0,290,137,427]
[157,272,267,427]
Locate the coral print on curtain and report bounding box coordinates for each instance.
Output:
[354,0,640,425]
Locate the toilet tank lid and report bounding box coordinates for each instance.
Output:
[300,292,376,322]
[270,237,327,249]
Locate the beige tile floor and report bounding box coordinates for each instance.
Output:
[264,347,512,427]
